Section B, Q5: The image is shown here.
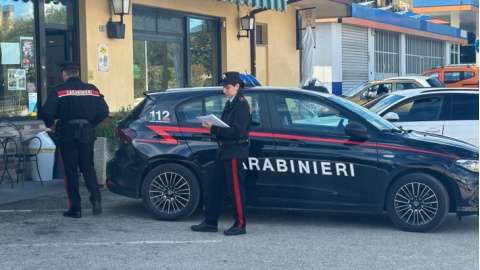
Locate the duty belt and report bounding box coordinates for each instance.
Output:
[67,119,90,125]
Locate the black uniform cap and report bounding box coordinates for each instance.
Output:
[220,71,244,88]
[59,62,80,72]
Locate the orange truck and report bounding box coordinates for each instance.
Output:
[423,65,478,88]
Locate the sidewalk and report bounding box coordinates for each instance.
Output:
[0,179,65,206]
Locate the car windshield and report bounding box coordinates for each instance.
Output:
[328,95,399,131]
[343,82,371,97]
[369,94,406,114]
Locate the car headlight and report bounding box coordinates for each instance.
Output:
[456,159,479,173]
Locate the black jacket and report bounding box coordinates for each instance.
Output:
[41,77,109,143]
[210,93,251,160]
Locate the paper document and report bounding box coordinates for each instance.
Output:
[196,114,230,128]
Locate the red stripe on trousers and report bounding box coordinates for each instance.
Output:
[231,159,245,228]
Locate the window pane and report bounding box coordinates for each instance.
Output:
[450,94,479,120]
[147,39,184,91]
[177,99,203,124]
[204,93,263,126]
[45,1,67,25]
[189,18,218,87]
[133,7,156,32]
[391,97,443,122]
[0,0,37,117]
[274,95,349,134]
[157,14,183,34]
[444,72,461,83]
[133,40,146,98]
[464,71,474,79]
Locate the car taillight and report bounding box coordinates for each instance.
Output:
[116,127,137,144]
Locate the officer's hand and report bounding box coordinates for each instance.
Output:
[201,122,212,129]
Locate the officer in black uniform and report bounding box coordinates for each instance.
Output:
[42,63,109,218]
[191,71,251,236]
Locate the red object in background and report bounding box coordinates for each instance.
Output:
[423,65,479,88]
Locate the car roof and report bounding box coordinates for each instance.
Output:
[384,87,478,98]
[151,86,324,96]
[383,76,430,81]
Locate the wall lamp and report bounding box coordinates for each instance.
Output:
[107,0,131,39]
[237,15,255,40]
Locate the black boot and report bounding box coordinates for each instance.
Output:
[92,201,102,215]
[224,224,246,236]
[191,221,218,232]
[63,209,82,218]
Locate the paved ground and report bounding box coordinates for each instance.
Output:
[0,186,477,270]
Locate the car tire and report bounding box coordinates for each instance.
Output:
[141,163,200,220]
[386,173,449,233]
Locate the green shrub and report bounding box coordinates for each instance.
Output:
[96,107,131,145]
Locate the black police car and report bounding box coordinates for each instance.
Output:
[107,87,478,232]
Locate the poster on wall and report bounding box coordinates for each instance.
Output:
[28,92,37,113]
[97,43,109,72]
[7,69,26,91]
[0,42,20,65]
[20,37,35,69]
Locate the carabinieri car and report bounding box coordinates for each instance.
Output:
[107,87,479,232]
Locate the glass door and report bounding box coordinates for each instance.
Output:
[44,0,78,96]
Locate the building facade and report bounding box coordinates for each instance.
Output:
[0,0,299,119]
[303,3,467,94]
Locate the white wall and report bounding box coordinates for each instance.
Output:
[312,23,343,93]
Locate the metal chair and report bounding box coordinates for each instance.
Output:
[0,121,20,188]
[0,121,43,187]
[13,136,43,186]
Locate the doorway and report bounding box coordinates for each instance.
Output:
[44,0,79,96]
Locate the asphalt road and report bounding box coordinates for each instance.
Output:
[0,188,477,270]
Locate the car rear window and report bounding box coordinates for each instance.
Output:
[449,94,479,121]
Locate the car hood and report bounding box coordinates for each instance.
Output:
[403,131,478,159]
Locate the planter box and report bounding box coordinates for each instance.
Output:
[93,137,114,187]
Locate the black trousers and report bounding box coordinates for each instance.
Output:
[60,140,100,211]
[205,158,247,228]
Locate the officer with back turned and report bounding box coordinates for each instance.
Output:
[191,71,251,236]
[42,63,109,218]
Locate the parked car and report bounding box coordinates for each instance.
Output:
[423,65,479,88]
[107,87,478,232]
[368,88,479,146]
[346,76,444,105]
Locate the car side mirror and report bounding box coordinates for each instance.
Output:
[383,112,400,122]
[345,122,369,141]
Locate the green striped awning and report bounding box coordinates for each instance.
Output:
[219,0,288,11]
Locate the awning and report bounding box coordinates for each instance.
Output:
[219,0,288,11]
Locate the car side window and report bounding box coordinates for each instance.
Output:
[444,72,462,83]
[396,82,418,90]
[273,94,349,135]
[449,94,479,121]
[177,98,203,124]
[177,93,263,126]
[389,96,444,122]
[464,71,475,80]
